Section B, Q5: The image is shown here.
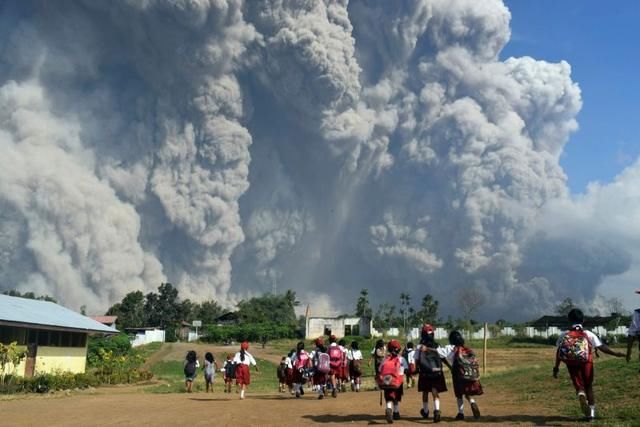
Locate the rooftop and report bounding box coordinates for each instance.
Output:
[0,294,118,334]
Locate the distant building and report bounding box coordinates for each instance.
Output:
[305,316,372,339]
[0,294,118,377]
[90,315,118,329]
[214,312,240,326]
[124,327,166,347]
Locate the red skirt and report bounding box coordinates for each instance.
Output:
[236,364,251,386]
[452,376,483,398]
[286,367,294,386]
[566,362,594,392]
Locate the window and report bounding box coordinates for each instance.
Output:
[352,325,360,336]
[344,325,352,336]
[37,330,49,346]
[28,329,38,344]
[61,332,72,347]
[0,326,27,345]
[72,333,86,348]
[323,325,332,336]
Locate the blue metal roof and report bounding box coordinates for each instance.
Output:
[0,294,118,334]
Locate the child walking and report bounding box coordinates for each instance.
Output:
[183,350,199,393]
[553,308,625,421]
[203,352,218,393]
[369,339,386,389]
[376,339,407,424]
[221,353,236,394]
[311,337,330,399]
[291,341,311,398]
[234,341,259,400]
[415,324,447,423]
[434,330,482,420]
[347,341,363,392]
[403,342,416,389]
[328,335,342,398]
[277,356,288,393]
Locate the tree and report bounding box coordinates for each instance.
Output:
[106,291,146,330]
[236,291,298,327]
[554,298,576,316]
[2,290,57,303]
[458,287,486,320]
[355,289,371,318]
[373,303,397,333]
[415,294,439,325]
[144,283,181,329]
[194,300,225,325]
[399,293,412,332]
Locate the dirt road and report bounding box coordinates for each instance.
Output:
[1,383,575,426]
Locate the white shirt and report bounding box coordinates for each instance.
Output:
[284,356,293,369]
[406,349,416,364]
[629,309,640,336]
[555,325,603,351]
[347,349,363,361]
[233,351,257,366]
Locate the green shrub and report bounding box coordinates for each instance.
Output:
[87,334,131,366]
[201,322,296,343]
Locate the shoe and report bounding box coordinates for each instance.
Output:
[586,416,596,423]
[578,393,589,417]
[455,413,465,420]
[295,390,300,398]
[393,412,400,420]
[318,394,324,400]
[300,388,304,396]
[471,402,480,419]
[351,382,355,392]
[434,410,441,423]
[420,409,429,419]
[385,408,394,424]
[332,388,337,398]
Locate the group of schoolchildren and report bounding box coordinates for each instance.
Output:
[181,290,640,423]
[183,341,259,399]
[277,336,365,400]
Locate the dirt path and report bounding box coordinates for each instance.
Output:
[0,382,576,426]
[145,342,285,366]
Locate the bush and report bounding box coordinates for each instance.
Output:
[201,322,297,343]
[87,334,131,366]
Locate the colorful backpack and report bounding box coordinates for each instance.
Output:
[558,329,590,365]
[316,352,331,374]
[329,346,342,368]
[376,356,404,390]
[294,351,309,370]
[454,346,480,382]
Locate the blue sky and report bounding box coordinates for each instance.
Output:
[501,1,640,194]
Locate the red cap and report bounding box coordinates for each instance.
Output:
[387,339,401,352]
[315,337,324,346]
[241,341,249,350]
[422,323,434,334]
[329,334,337,342]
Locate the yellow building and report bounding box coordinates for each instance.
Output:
[0,294,117,377]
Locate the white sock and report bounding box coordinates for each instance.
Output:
[240,389,245,399]
[457,398,464,413]
[423,401,429,413]
[386,401,393,410]
[470,398,476,404]
[589,405,595,417]
[434,398,440,411]
[318,386,324,395]
[394,403,399,413]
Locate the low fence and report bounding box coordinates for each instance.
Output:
[372,325,630,340]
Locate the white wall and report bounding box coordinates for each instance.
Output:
[131,329,165,347]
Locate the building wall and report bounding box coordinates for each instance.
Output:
[305,317,372,339]
[35,346,87,374]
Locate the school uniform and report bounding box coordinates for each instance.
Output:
[414,344,448,393]
[290,350,310,384]
[437,344,483,398]
[379,355,408,403]
[204,359,216,383]
[310,348,328,386]
[328,343,342,376]
[284,356,294,387]
[339,345,349,380]
[556,324,602,392]
[233,351,257,386]
[629,309,640,337]
[222,360,235,384]
[347,349,363,379]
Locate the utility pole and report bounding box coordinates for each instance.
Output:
[272,276,277,296]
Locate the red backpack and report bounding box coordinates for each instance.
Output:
[454,346,480,382]
[329,346,342,368]
[558,329,591,365]
[294,351,309,370]
[376,356,404,390]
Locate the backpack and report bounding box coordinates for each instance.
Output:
[225,361,237,379]
[329,346,342,368]
[454,346,480,382]
[374,347,385,364]
[418,349,443,380]
[376,356,404,390]
[184,361,197,377]
[294,352,309,370]
[351,359,362,376]
[316,352,331,374]
[558,329,590,365]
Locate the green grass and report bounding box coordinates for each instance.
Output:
[483,357,640,425]
[145,358,280,394]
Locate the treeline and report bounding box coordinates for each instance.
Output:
[105,283,301,341]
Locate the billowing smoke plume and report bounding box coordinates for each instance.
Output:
[0,0,636,319]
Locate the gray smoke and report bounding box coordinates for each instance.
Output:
[0,0,636,319]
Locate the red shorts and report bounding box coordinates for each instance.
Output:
[566,362,594,392]
[235,364,251,386]
[329,366,341,376]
